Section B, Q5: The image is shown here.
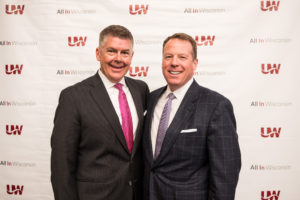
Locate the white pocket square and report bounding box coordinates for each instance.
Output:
[144,110,147,116]
[180,128,197,133]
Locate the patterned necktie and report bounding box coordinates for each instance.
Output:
[114,83,134,154]
[154,93,176,159]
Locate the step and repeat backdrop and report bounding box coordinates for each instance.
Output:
[0,0,300,199]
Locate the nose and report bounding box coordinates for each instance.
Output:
[170,57,179,67]
[115,52,122,61]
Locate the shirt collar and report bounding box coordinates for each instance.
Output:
[98,69,126,89]
[164,78,194,101]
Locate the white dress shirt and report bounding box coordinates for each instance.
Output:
[98,70,138,139]
[151,78,194,153]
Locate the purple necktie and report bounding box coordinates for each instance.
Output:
[114,83,134,154]
[154,93,176,159]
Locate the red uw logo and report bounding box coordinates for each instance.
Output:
[195,36,215,46]
[68,36,87,47]
[261,64,280,74]
[6,185,24,195]
[261,190,280,200]
[129,66,149,77]
[261,127,281,138]
[6,125,23,135]
[5,5,25,15]
[129,4,149,15]
[261,1,280,11]
[5,64,23,75]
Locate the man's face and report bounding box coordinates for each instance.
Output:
[96,35,133,83]
[162,38,198,91]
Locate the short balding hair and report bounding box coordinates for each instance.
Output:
[99,25,134,47]
[163,33,197,60]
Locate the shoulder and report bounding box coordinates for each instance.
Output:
[59,73,98,98]
[125,76,148,88]
[193,83,235,119]
[192,81,231,104]
[125,76,149,96]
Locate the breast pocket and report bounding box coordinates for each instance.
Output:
[173,129,207,160]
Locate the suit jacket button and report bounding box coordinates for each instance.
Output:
[129,181,132,186]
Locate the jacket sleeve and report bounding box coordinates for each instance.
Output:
[207,98,241,200]
[51,88,81,200]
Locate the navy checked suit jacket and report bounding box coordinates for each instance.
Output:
[143,80,241,200]
[51,73,149,200]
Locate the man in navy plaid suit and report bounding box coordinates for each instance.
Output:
[143,33,241,200]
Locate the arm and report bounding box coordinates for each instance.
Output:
[143,83,150,109]
[207,98,241,200]
[51,88,81,200]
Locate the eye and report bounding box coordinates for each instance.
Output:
[121,51,130,55]
[107,49,116,54]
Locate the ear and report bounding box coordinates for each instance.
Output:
[96,47,101,61]
[192,58,198,71]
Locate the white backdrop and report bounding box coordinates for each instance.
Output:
[1,0,300,199]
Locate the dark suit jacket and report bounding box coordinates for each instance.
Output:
[143,80,241,200]
[51,73,149,200]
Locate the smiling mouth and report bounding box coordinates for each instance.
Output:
[109,63,126,69]
[169,71,181,75]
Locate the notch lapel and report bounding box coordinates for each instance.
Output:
[89,74,129,154]
[153,81,201,165]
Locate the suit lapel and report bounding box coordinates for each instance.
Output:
[125,77,143,157]
[153,81,201,165]
[89,73,129,154]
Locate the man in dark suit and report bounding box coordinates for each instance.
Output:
[51,25,149,200]
[143,33,241,200]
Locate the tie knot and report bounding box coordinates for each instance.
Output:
[114,83,123,91]
[168,93,176,100]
